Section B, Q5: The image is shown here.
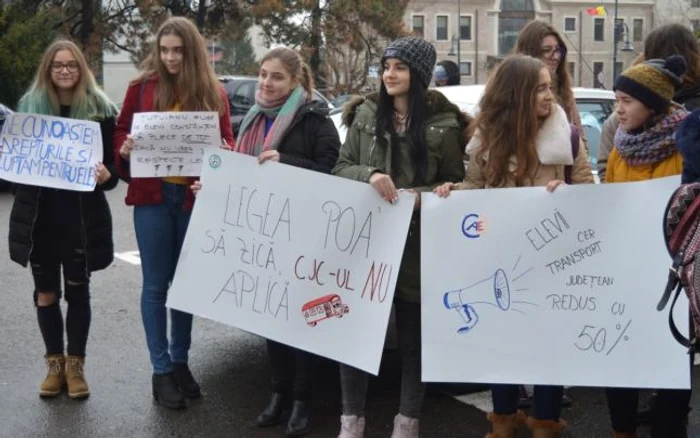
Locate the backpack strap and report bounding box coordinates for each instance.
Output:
[665,280,696,353]
[564,124,580,185]
[658,251,697,353]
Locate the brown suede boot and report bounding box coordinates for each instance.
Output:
[39,354,65,398]
[612,433,636,438]
[526,416,567,438]
[486,411,526,438]
[65,356,89,399]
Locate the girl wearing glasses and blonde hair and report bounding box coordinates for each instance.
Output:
[9,39,119,400]
[515,20,581,130]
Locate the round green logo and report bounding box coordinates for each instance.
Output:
[209,154,222,169]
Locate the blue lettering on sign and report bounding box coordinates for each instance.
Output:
[462,213,485,239]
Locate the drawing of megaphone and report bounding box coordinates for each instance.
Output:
[443,268,511,334]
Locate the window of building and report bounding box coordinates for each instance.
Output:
[436,15,449,41]
[412,15,425,38]
[564,17,576,33]
[692,19,700,33]
[593,62,605,88]
[498,0,535,56]
[460,15,472,40]
[632,18,643,42]
[692,0,700,8]
[460,61,472,76]
[594,18,605,42]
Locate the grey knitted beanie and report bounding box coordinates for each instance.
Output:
[381,37,437,89]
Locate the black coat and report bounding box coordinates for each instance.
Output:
[275,100,341,174]
[8,116,117,272]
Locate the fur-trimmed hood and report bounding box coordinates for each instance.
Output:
[341,89,471,136]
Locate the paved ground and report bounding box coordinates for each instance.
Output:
[1,185,700,438]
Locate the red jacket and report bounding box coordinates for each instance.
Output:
[114,74,235,211]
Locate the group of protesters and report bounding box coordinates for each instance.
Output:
[7,11,700,438]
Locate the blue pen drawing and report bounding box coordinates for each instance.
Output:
[443,257,537,334]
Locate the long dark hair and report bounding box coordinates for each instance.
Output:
[375,67,429,185]
[644,24,700,88]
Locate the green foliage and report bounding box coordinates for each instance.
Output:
[0,4,59,108]
[218,34,258,76]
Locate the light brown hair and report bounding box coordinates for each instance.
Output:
[260,47,315,96]
[472,55,548,187]
[515,20,576,122]
[644,23,700,87]
[137,17,223,113]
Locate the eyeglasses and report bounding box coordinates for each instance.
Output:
[50,61,79,73]
[541,45,567,59]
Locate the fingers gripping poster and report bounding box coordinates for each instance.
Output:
[167,151,414,374]
[421,177,690,389]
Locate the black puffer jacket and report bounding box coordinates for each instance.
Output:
[9,116,117,272]
[274,100,340,173]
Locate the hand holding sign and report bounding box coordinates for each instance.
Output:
[119,135,135,160]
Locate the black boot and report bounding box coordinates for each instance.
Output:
[256,392,287,427]
[285,400,311,436]
[152,373,186,409]
[173,363,201,398]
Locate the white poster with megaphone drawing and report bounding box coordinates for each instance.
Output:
[421,176,689,389]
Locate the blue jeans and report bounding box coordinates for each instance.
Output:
[134,182,192,374]
[491,384,563,421]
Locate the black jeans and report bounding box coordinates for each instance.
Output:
[492,384,563,421]
[606,387,690,437]
[267,340,316,402]
[31,189,91,357]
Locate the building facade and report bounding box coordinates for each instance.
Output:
[406,0,655,88]
[655,0,700,32]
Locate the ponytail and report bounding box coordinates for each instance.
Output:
[299,62,315,96]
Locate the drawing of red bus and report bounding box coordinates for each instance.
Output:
[302,294,350,327]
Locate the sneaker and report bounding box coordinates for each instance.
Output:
[65,356,89,399]
[39,354,65,398]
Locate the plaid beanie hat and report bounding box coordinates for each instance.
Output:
[381,37,437,89]
[613,55,687,113]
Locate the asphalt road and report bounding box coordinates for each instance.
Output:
[1,185,700,438]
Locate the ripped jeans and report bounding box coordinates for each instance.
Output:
[31,190,91,357]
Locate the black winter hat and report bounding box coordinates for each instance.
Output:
[381,37,437,89]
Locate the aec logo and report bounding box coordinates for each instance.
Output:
[461,213,485,239]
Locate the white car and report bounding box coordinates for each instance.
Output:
[330,85,615,175]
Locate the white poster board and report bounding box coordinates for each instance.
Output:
[167,150,414,374]
[0,113,102,191]
[421,177,690,389]
[130,111,220,177]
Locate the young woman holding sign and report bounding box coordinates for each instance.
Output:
[114,17,233,410]
[604,57,689,438]
[192,46,340,436]
[332,36,467,438]
[8,39,118,399]
[435,55,594,438]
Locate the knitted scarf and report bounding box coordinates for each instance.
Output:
[615,106,688,166]
[235,86,307,157]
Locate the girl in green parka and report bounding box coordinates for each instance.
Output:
[332,36,467,438]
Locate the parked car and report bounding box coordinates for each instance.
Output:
[330,85,615,179]
[219,75,334,136]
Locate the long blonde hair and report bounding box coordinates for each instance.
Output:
[19,39,116,120]
[472,55,547,187]
[137,17,223,113]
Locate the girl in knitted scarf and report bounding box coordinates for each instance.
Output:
[605,55,690,438]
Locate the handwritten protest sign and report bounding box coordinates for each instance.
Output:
[130,112,220,177]
[421,177,690,389]
[0,113,102,191]
[167,150,414,374]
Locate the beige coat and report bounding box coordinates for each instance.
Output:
[457,105,595,189]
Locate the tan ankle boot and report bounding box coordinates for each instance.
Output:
[486,411,525,438]
[338,415,365,438]
[613,432,636,438]
[65,356,89,399]
[526,416,567,438]
[39,354,65,397]
[391,413,419,438]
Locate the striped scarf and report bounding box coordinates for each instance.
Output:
[235,86,307,157]
[615,105,688,166]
